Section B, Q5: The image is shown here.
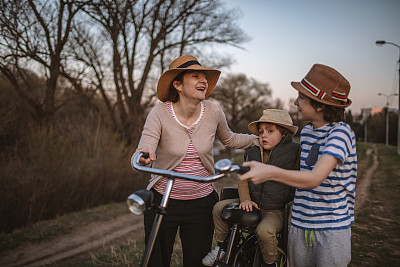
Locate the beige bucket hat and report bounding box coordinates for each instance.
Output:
[248,109,298,135]
[157,55,221,101]
[291,63,352,107]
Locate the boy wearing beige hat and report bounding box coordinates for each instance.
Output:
[240,64,357,267]
[203,109,301,267]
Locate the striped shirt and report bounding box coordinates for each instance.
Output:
[153,101,214,200]
[291,122,357,230]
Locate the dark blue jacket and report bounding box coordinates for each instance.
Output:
[245,136,300,210]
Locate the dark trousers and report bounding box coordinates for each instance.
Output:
[144,189,219,267]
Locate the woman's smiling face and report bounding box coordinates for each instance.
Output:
[174,70,208,101]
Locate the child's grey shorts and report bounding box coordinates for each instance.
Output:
[288,225,351,267]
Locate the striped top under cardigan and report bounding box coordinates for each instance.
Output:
[154,101,213,200]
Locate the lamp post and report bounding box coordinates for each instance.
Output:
[377,93,398,146]
[376,40,400,154]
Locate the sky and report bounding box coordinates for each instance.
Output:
[214,0,400,114]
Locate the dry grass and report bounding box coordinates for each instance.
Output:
[0,115,147,233]
[350,144,400,266]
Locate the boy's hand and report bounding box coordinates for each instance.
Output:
[241,155,339,189]
[240,161,277,184]
[239,200,259,212]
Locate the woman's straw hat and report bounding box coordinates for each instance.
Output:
[248,109,298,135]
[157,55,221,101]
[291,64,352,107]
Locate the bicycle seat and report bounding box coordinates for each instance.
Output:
[221,203,262,227]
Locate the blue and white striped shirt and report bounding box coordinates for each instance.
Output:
[291,122,357,230]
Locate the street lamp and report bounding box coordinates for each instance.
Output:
[376,40,400,154]
[377,93,398,146]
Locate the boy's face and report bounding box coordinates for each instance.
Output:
[258,122,283,151]
[294,92,321,122]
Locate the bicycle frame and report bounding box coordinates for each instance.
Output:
[130,153,248,267]
[215,202,263,267]
[214,188,290,267]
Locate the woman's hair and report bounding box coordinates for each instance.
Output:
[163,71,187,102]
[258,123,294,138]
[309,98,345,123]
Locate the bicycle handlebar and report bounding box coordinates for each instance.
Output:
[130,152,249,267]
[132,152,227,182]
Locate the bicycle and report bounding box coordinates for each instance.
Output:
[127,152,249,267]
[212,187,291,267]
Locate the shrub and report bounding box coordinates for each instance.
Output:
[0,116,147,232]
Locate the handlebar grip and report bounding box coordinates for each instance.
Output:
[238,165,250,174]
[141,152,150,159]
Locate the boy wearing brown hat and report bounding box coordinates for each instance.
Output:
[202,109,301,267]
[240,64,357,267]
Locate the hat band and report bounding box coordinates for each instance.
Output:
[301,78,326,100]
[331,91,348,103]
[177,60,201,68]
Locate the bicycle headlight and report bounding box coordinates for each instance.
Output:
[127,190,153,215]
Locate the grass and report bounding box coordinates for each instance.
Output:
[89,236,184,267]
[355,141,370,180]
[89,240,145,266]
[0,118,147,233]
[2,143,400,266]
[350,143,400,266]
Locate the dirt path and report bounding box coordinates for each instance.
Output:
[354,145,378,214]
[0,214,144,267]
[0,149,377,266]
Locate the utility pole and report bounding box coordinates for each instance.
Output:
[378,93,398,146]
[376,40,400,154]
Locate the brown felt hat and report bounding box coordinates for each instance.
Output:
[248,109,298,135]
[291,64,352,107]
[157,55,221,101]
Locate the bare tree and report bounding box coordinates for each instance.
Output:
[77,0,247,145]
[1,0,248,146]
[0,0,89,121]
[210,73,273,133]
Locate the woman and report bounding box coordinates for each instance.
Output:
[133,55,257,266]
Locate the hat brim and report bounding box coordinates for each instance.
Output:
[157,65,221,101]
[248,120,298,136]
[291,82,352,107]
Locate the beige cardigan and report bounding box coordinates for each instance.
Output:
[133,100,257,190]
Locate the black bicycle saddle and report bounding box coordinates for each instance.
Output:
[221,203,262,227]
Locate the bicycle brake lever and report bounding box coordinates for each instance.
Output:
[230,165,250,174]
[238,165,250,174]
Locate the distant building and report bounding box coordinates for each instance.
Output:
[359,107,398,123]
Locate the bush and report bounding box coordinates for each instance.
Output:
[0,116,147,232]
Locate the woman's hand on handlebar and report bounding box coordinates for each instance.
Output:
[239,200,259,212]
[138,151,156,166]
